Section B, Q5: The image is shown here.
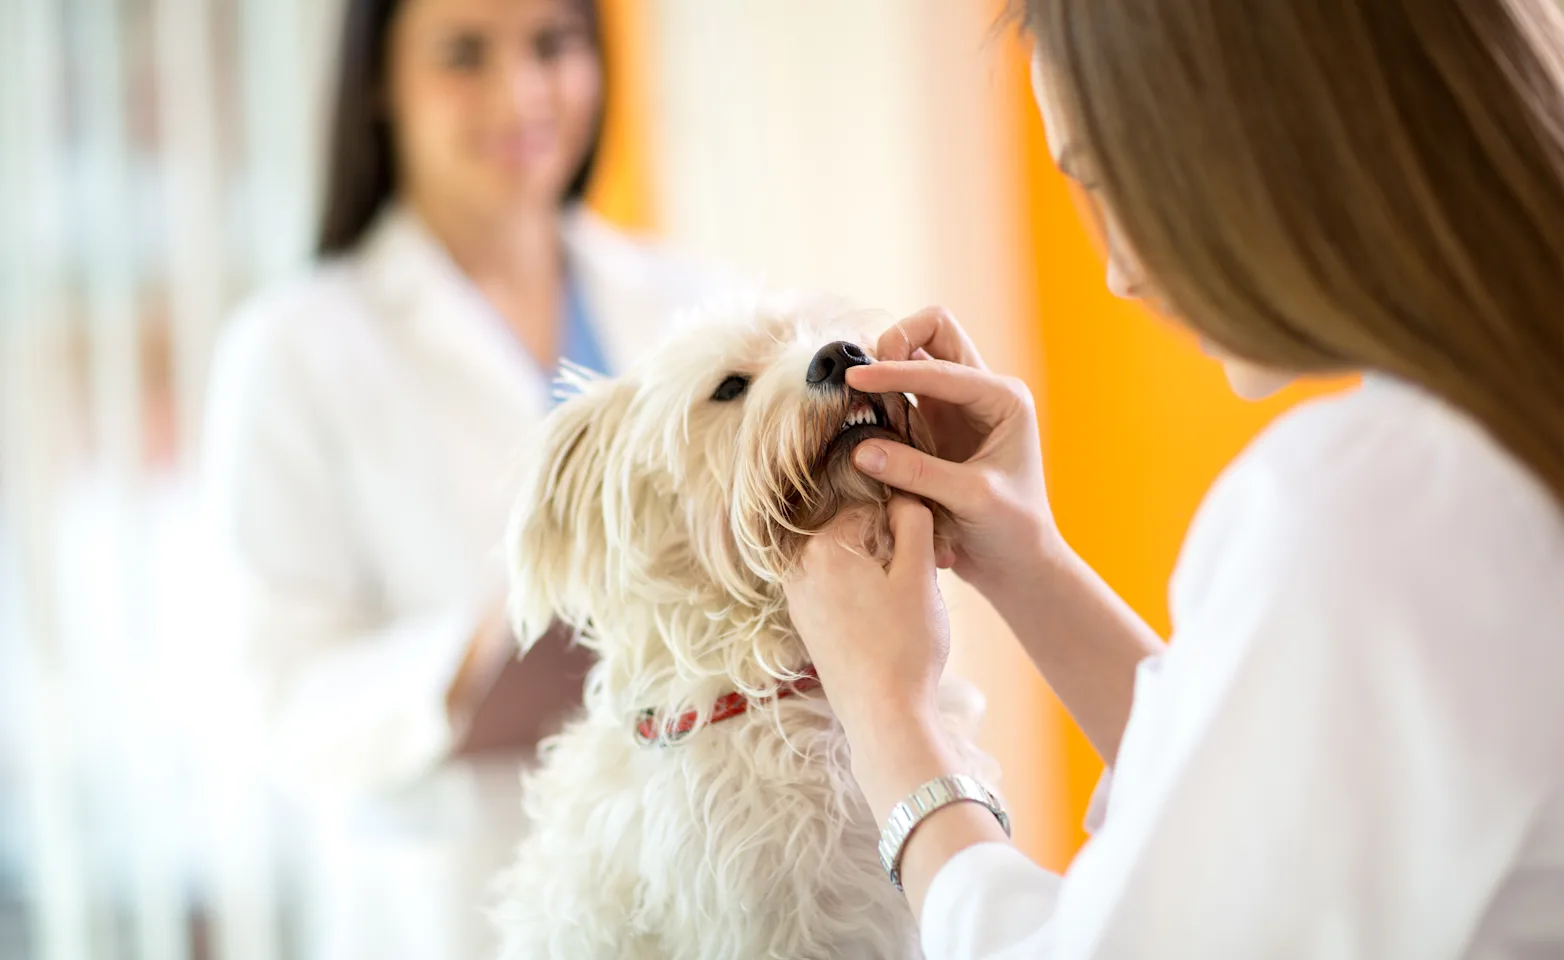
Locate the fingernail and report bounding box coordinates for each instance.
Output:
[854,444,887,474]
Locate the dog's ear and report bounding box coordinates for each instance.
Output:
[506,375,636,651]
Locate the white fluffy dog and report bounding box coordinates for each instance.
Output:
[495,297,997,960]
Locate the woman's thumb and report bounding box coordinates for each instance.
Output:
[854,441,972,514]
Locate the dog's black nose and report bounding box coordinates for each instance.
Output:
[806,340,870,386]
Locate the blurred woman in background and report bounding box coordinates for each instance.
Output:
[202,0,728,955]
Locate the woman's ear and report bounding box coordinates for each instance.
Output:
[505,375,635,650]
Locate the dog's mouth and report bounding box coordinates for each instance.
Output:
[823,390,904,458]
[741,376,943,563]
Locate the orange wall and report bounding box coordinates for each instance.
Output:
[587,0,657,232]
[1004,42,1345,866]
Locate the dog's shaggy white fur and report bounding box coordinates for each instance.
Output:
[495,298,997,960]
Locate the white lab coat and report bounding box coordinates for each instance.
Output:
[921,377,1564,958]
[201,204,734,959]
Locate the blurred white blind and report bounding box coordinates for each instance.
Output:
[0,1,339,957]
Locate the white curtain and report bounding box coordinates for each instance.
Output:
[0,1,338,957]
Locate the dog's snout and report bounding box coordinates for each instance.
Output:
[806,341,870,387]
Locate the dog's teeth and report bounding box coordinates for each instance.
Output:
[842,404,878,431]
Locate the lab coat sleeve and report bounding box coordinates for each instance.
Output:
[201,307,480,796]
[920,461,1550,958]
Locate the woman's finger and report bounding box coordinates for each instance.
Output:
[846,360,1022,428]
[886,495,935,579]
[853,440,984,515]
[875,306,987,369]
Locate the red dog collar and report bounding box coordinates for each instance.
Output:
[634,665,822,746]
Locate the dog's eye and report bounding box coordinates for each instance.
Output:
[711,375,750,402]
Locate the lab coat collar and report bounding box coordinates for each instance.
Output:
[353,202,679,423]
[356,203,549,421]
[557,205,678,371]
[357,201,670,375]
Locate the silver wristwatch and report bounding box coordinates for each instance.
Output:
[878,773,1011,891]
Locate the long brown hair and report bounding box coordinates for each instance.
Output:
[316,0,605,256]
[1018,0,1564,509]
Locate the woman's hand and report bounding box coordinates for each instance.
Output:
[784,496,950,741]
[785,495,1012,916]
[848,307,1060,603]
[852,308,1165,769]
[446,604,515,731]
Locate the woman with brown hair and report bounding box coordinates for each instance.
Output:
[785,0,1564,955]
[202,0,728,955]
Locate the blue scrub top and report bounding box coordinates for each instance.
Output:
[550,268,612,408]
